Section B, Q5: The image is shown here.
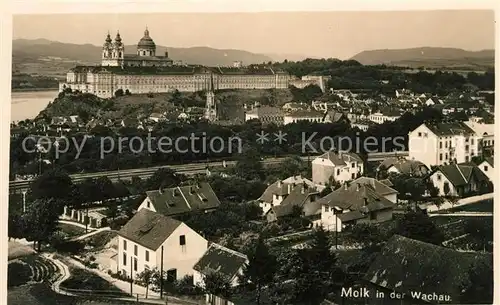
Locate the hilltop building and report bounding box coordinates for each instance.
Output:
[59,28,293,98]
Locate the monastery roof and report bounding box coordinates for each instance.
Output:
[124,54,172,62]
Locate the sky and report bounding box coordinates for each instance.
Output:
[12,10,495,59]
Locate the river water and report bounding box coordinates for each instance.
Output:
[10,90,59,123]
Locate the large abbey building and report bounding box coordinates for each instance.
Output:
[59,28,295,98]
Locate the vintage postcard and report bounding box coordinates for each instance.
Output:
[3,2,497,305]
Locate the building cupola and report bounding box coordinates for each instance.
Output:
[137,26,156,57]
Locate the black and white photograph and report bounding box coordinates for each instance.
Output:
[4,3,496,305]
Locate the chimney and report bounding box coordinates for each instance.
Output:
[301,185,305,194]
[277,180,282,187]
[159,187,163,194]
[190,186,195,194]
[172,188,177,196]
[371,179,375,187]
[344,183,348,190]
[356,183,360,192]
[288,184,292,194]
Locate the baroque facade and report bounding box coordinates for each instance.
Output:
[59,28,293,98]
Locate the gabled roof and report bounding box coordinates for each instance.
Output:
[337,210,365,222]
[145,182,221,217]
[421,121,476,136]
[285,109,324,118]
[484,157,494,167]
[324,110,349,123]
[259,176,322,203]
[436,163,490,187]
[379,157,429,176]
[350,177,399,196]
[315,151,363,167]
[267,185,320,218]
[364,235,492,302]
[246,106,283,117]
[318,183,395,212]
[118,209,182,251]
[193,243,247,281]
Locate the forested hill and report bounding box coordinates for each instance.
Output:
[350,47,494,70]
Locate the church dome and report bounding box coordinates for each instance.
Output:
[103,32,113,48]
[114,31,123,47]
[137,27,156,49]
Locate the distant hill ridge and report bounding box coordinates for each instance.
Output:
[350,47,494,69]
[12,38,279,67]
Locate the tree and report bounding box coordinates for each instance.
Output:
[350,223,386,248]
[114,89,124,97]
[233,148,263,181]
[202,270,232,303]
[8,211,25,241]
[29,168,73,202]
[241,237,276,305]
[394,211,445,245]
[136,268,154,298]
[146,167,182,190]
[460,259,493,304]
[23,198,63,251]
[291,227,345,304]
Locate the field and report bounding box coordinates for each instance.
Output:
[432,215,493,252]
[8,254,59,288]
[58,223,87,237]
[111,88,294,122]
[8,283,156,305]
[445,199,493,213]
[60,268,129,298]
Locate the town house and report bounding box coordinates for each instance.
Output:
[257,175,322,214]
[408,122,480,167]
[312,151,364,185]
[264,183,321,224]
[318,181,396,232]
[378,157,430,177]
[116,209,208,281]
[477,157,494,184]
[138,182,221,219]
[193,243,248,288]
[429,163,491,197]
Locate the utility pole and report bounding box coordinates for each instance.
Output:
[160,245,164,299]
[335,210,338,249]
[85,207,89,233]
[130,257,133,296]
[21,190,27,213]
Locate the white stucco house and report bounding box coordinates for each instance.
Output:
[408,122,480,167]
[116,209,208,281]
[429,163,491,197]
[312,151,364,185]
[477,157,494,184]
[317,180,397,232]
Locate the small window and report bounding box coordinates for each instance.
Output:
[465,145,469,151]
[134,245,138,256]
[133,258,137,271]
[437,174,441,181]
[471,138,474,145]
[147,200,150,208]
[179,235,186,246]
[439,153,443,161]
[484,166,488,172]
[123,240,127,251]
[145,250,149,262]
[418,132,422,137]
[351,162,355,168]
[123,253,127,266]
[336,169,340,175]
[439,142,442,149]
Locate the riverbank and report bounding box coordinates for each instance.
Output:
[12,87,59,92]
